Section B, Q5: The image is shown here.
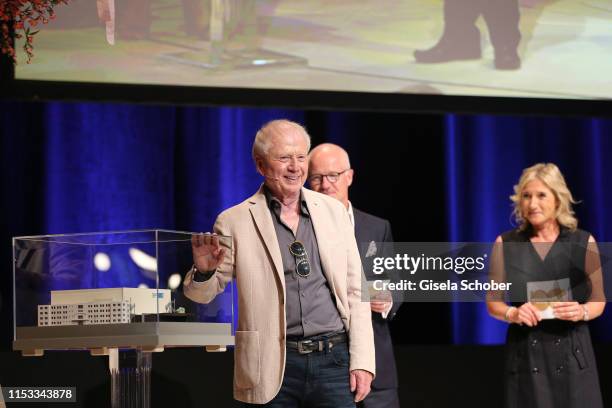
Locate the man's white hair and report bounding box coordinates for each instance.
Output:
[252,119,311,163]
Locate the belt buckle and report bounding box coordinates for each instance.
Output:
[297,340,314,354]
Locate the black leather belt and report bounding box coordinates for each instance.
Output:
[286,333,347,354]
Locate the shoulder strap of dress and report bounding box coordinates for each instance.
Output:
[500,228,525,242]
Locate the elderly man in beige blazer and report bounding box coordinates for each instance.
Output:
[183,119,375,407]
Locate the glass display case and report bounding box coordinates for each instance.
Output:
[12,229,234,408]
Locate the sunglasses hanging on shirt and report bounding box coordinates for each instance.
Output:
[289,240,311,278]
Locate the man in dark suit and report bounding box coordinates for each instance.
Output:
[308,143,400,408]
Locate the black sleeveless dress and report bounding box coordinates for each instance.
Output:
[501,227,603,408]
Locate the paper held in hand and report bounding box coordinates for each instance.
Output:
[527,278,571,319]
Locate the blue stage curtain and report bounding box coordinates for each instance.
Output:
[0,101,304,343]
[445,114,612,344]
[1,100,611,347]
[40,102,303,234]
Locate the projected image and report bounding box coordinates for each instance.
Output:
[14,0,612,99]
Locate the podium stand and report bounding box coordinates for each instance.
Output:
[162,0,307,69]
[12,230,234,408]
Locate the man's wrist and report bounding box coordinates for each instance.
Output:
[191,264,215,282]
[350,368,374,377]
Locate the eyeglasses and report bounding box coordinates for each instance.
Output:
[308,169,350,186]
[289,241,311,278]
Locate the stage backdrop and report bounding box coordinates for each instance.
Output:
[0,101,611,349]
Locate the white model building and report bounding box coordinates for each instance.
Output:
[38,301,132,326]
[37,288,172,327]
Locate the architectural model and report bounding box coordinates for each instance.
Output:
[37,288,172,327]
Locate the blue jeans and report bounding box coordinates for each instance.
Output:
[246,342,355,408]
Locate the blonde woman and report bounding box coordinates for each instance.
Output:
[487,163,605,408]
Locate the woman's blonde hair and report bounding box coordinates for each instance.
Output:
[510,163,578,231]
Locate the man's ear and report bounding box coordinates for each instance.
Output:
[255,157,265,176]
[346,169,354,187]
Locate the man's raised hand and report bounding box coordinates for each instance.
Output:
[192,233,225,273]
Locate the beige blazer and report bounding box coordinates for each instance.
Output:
[183,186,375,404]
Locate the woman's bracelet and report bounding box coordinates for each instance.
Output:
[582,304,589,321]
[504,306,516,322]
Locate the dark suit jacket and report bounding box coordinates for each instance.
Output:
[353,208,399,390]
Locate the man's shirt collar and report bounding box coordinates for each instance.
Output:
[263,185,310,217]
[347,201,355,228]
